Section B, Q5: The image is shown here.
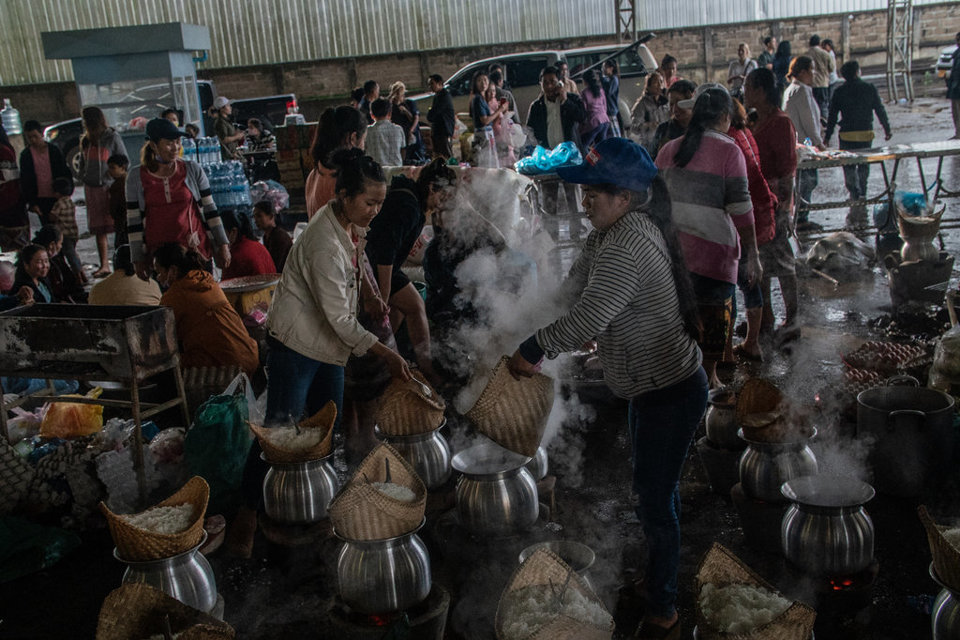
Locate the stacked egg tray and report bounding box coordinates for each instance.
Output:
[817,341,932,421]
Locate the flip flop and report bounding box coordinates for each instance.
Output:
[733,344,764,362]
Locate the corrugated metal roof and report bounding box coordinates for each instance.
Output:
[0,0,947,86]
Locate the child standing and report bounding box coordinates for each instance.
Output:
[252,200,292,273]
[107,154,129,248]
[48,177,85,284]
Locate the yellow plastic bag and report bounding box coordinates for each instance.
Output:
[39,388,104,439]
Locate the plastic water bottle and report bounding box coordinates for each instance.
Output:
[1,98,21,135]
[181,137,195,161]
[204,137,215,164]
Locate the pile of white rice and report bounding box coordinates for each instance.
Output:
[500,583,612,639]
[699,582,791,634]
[121,503,194,534]
[373,481,416,502]
[943,527,960,552]
[263,426,323,451]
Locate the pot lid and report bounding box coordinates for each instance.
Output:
[452,442,530,476]
[781,474,875,508]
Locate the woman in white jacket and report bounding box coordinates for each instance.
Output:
[781,55,825,230]
[227,149,411,558]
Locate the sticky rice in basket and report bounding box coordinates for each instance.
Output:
[250,401,336,463]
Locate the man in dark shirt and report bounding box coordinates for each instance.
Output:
[825,60,892,229]
[358,80,379,125]
[526,66,587,240]
[949,32,960,139]
[426,74,456,160]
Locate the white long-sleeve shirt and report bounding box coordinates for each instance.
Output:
[782,81,823,147]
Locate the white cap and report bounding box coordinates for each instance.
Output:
[213,96,230,110]
[676,82,729,110]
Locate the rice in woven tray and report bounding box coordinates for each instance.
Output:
[501,584,612,639]
[373,482,415,502]
[699,582,791,634]
[944,527,960,552]
[120,503,194,534]
[262,426,324,450]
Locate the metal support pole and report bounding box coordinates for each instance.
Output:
[615,0,637,43]
[886,0,915,102]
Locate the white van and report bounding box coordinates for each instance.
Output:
[412,41,656,131]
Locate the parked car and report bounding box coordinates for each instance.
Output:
[936,43,958,81]
[44,79,295,180]
[411,40,655,133]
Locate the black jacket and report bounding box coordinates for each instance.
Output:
[949,49,960,100]
[525,93,586,151]
[825,78,891,143]
[18,143,73,206]
[427,89,456,137]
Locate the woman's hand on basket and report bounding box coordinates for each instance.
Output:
[507,349,540,380]
[382,347,412,381]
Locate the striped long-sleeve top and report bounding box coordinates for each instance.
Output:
[125,159,228,262]
[656,130,754,285]
[520,210,702,399]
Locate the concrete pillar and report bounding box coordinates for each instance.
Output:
[841,14,852,62]
[702,26,712,84]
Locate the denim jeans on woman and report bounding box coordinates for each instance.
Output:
[239,336,345,509]
[628,366,708,619]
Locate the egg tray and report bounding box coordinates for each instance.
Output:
[842,341,929,376]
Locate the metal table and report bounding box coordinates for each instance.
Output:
[796,140,960,219]
[0,305,191,503]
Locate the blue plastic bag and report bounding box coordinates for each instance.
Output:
[515,142,583,175]
[873,189,928,234]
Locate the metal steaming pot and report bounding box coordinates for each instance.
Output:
[377,422,452,490]
[336,521,431,613]
[781,474,875,576]
[705,388,741,450]
[525,446,549,481]
[262,453,339,524]
[930,563,960,640]
[738,428,818,502]
[115,532,217,613]
[856,377,955,497]
[452,442,539,536]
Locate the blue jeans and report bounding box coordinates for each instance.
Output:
[241,338,345,509]
[265,336,344,427]
[628,366,708,619]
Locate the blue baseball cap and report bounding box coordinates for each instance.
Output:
[556,137,657,193]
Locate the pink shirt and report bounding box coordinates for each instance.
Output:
[656,131,754,284]
[30,146,54,199]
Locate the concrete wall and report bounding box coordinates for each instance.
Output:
[4,2,958,127]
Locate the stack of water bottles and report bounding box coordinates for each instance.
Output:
[183,136,252,211]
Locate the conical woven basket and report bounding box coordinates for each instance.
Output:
[101,476,209,562]
[328,443,427,541]
[250,401,337,463]
[695,543,816,640]
[96,583,234,640]
[495,547,613,640]
[466,356,554,457]
[376,371,446,436]
[918,505,960,592]
[735,379,793,442]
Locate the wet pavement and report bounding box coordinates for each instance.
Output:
[2,97,960,639]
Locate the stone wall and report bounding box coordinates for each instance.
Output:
[3,2,958,127]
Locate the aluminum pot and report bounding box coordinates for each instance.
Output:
[738,428,818,502]
[705,388,741,450]
[452,443,539,537]
[377,422,452,490]
[336,521,431,613]
[262,453,339,524]
[115,531,217,613]
[857,377,955,497]
[930,563,960,640]
[519,540,595,590]
[781,474,875,576]
[525,446,549,481]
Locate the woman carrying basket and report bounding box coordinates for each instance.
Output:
[508,138,707,640]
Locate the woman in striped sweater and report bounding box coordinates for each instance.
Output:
[509,138,707,640]
[655,85,761,388]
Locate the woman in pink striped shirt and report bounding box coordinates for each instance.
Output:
[656,84,761,388]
